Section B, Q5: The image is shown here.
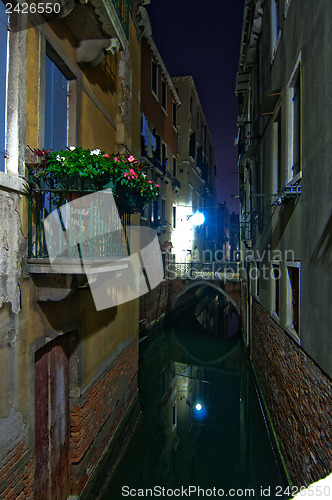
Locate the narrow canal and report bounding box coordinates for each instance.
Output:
[94,288,288,499]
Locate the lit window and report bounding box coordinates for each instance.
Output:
[151,60,158,97]
[0,2,8,172]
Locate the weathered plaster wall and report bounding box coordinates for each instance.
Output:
[253,0,332,375]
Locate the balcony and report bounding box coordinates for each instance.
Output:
[28,175,131,274]
[274,184,301,206]
[51,0,130,65]
[152,158,166,176]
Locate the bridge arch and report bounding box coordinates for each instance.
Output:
[172,280,240,314]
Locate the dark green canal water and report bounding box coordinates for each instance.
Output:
[97,290,288,499]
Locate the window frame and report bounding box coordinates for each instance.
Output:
[286,55,302,183]
[172,101,177,129]
[271,0,281,58]
[0,2,8,172]
[44,54,69,151]
[285,261,301,341]
[271,261,281,320]
[161,78,167,113]
[272,106,282,192]
[172,156,177,178]
[189,131,196,159]
[151,59,158,99]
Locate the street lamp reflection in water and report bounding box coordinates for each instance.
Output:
[193,402,207,422]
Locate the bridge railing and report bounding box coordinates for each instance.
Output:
[169,262,240,281]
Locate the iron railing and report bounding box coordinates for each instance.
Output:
[169,262,240,281]
[112,0,129,37]
[28,176,131,261]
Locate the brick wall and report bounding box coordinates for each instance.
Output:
[252,299,332,487]
[0,440,33,499]
[70,339,139,496]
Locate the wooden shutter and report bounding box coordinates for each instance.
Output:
[0,2,8,171]
[45,56,68,151]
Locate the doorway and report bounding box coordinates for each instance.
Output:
[34,334,70,499]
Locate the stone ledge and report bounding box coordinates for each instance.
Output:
[0,172,28,195]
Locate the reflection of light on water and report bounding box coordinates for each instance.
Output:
[193,403,207,421]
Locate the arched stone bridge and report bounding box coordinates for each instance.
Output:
[169,262,241,313]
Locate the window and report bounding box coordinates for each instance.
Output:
[154,132,161,160]
[161,142,167,167]
[287,263,300,335]
[173,205,176,229]
[189,132,196,158]
[172,401,177,430]
[271,0,281,55]
[190,96,193,113]
[44,56,68,151]
[272,263,280,317]
[172,101,177,128]
[151,197,160,223]
[287,63,301,181]
[161,79,166,111]
[172,156,177,177]
[151,60,158,97]
[161,198,166,225]
[0,2,8,171]
[152,195,160,223]
[273,108,282,191]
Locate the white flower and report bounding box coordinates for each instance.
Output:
[69,146,76,151]
[90,149,101,156]
[56,155,61,161]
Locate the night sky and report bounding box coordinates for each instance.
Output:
[146,0,244,214]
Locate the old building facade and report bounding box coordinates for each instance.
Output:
[236,0,332,487]
[171,76,218,263]
[0,1,147,498]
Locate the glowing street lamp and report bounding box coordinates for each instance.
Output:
[188,212,205,226]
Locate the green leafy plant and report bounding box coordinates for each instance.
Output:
[29,147,160,210]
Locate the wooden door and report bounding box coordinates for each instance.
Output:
[34,335,70,499]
